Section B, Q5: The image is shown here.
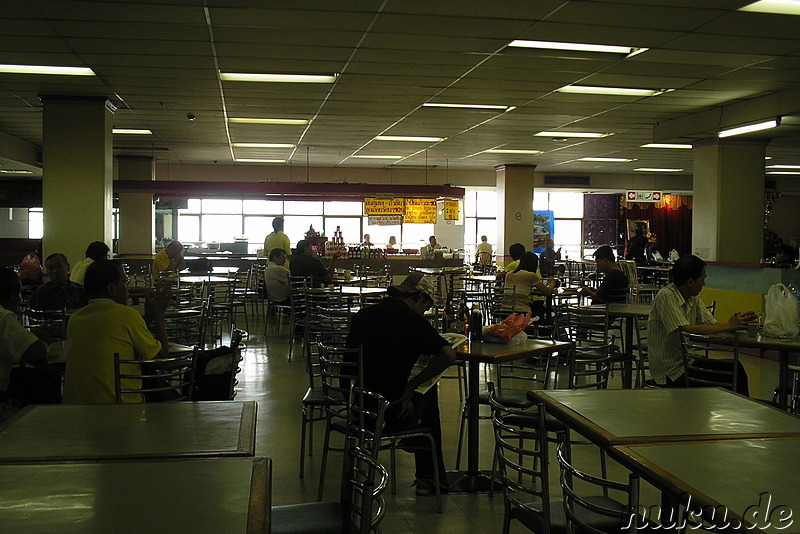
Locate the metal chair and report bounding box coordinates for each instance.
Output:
[190,326,246,401]
[553,306,614,390]
[556,442,646,534]
[680,330,745,394]
[287,275,312,362]
[113,352,196,403]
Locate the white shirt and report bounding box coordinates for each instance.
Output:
[647,284,715,384]
[264,261,290,302]
[0,304,38,392]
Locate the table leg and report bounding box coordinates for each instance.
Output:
[446,359,499,493]
[779,350,789,409]
[622,317,634,388]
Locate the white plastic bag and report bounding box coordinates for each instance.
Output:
[668,249,680,262]
[764,283,800,338]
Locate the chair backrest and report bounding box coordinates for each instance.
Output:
[556,306,613,389]
[191,327,247,401]
[340,445,389,534]
[490,395,553,533]
[618,260,639,302]
[680,331,740,391]
[114,352,196,403]
[477,251,493,266]
[318,341,361,433]
[556,442,642,534]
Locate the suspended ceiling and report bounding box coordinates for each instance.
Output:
[0,0,799,179]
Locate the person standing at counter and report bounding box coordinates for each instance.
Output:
[264,217,291,259]
[420,236,444,259]
[290,240,341,288]
[648,254,756,393]
[361,233,374,247]
[386,236,398,250]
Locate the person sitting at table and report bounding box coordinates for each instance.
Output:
[386,235,398,250]
[0,268,48,420]
[538,239,562,277]
[498,242,526,279]
[346,272,455,496]
[152,240,184,281]
[28,253,88,311]
[648,254,756,394]
[290,239,341,288]
[579,246,628,304]
[63,260,172,404]
[70,241,110,286]
[264,248,290,305]
[502,252,558,318]
[475,235,493,266]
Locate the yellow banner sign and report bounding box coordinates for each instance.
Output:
[363,197,405,215]
[443,199,460,221]
[404,198,437,224]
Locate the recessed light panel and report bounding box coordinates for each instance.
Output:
[534,131,609,138]
[484,149,542,155]
[0,64,95,76]
[579,157,634,162]
[220,72,337,83]
[507,40,646,57]
[422,103,511,111]
[641,143,693,149]
[634,168,684,172]
[112,129,152,135]
[351,155,403,159]
[739,0,800,15]
[231,143,295,148]
[557,85,670,97]
[374,135,444,142]
[718,119,779,138]
[229,118,309,125]
[235,159,286,163]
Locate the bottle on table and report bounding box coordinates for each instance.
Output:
[469,302,483,341]
[442,291,455,333]
[456,293,470,336]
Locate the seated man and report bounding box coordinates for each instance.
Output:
[264,248,290,304]
[290,239,340,288]
[63,260,171,404]
[28,253,89,311]
[0,268,48,418]
[153,240,184,281]
[579,245,628,304]
[420,235,444,260]
[347,272,455,496]
[70,241,110,286]
[475,235,493,266]
[648,254,755,393]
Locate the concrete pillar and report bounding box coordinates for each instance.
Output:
[42,96,113,265]
[495,164,536,265]
[692,139,766,263]
[117,157,155,255]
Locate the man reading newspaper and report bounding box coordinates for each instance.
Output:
[347,272,456,496]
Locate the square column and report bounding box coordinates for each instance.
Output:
[496,164,536,265]
[692,139,766,263]
[117,157,156,255]
[42,96,113,265]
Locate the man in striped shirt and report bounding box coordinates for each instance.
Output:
[648,255,756,391]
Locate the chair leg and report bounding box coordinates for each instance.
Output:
[426,434,443,513]
[317,423,333,501]
[299,406,308,477]
[390,447,397,494]
[454,403,468,470]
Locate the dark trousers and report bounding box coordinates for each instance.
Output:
[664,359,749,397]
[384,386,446,484]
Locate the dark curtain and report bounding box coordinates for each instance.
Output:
[619,203,692,257]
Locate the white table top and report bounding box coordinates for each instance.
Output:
[531,388,800,446]
[0,456,270,534]
[0,401,257,462]
[610,439,800,533]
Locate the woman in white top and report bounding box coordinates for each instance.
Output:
[502,252,558,314]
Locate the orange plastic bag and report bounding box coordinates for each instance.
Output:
[486,312,531,341]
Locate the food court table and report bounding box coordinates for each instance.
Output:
[607,302,652,387]
[608,439,800,533]
[0,401,257,463]
[450,338,569,493]
[528,388,800,447]
[0,456,271,534]
[736,333,800,410]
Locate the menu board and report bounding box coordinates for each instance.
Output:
[404,199,437,224]
[363,197,405,215]
[443,199,460,221]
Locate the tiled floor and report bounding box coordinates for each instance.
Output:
[234,313,781,533]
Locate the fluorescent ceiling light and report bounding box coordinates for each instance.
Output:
[579,157,634,162]
[422,103,512,111]
[0,64,95,76]
[112,129,152,135]
[374,135,444,142]
[351,155,403,159]
[766,164,800,169]
[767,171,800,175]
[718,118,780,138]
[220,72,337,83]
[0,169,33,174]
[484,149,542,155]
[508,40,646,57]
[235,159,286,163]
[557,85,671,97]
[535,131,609,138]
[229,118,309,125]
[231,143,295,148]
[634,168,684,172]
[641,143,693,149]
[739,0,800,15]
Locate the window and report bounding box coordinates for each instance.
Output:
[28,208,43,239]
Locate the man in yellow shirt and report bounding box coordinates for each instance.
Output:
[153,240,184,280]
[63,260,171,404]
[264,217,291,257]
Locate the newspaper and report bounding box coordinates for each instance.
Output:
[409,333,467,394]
